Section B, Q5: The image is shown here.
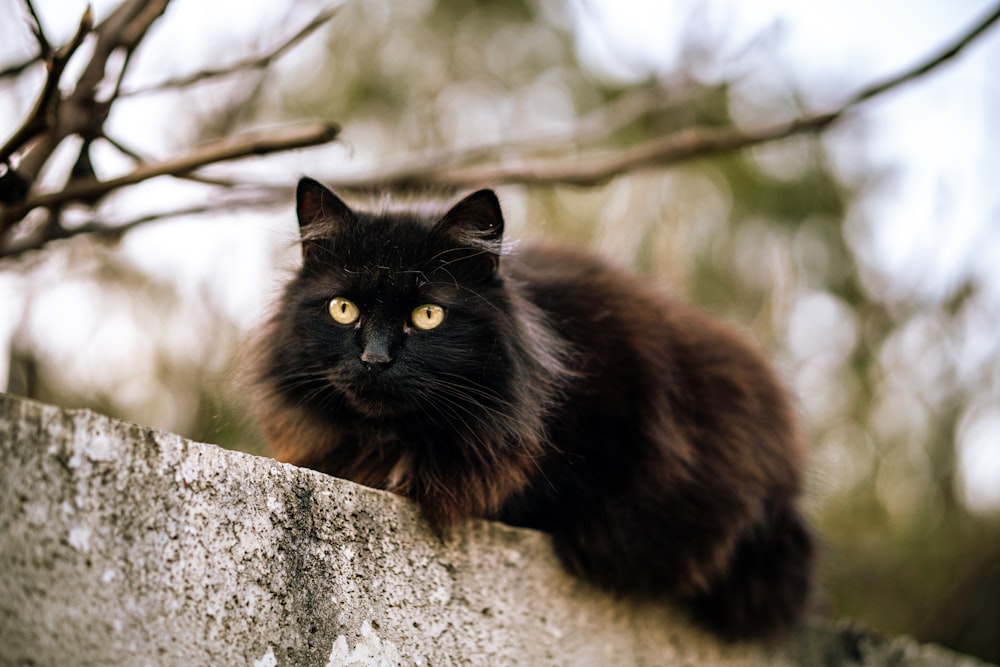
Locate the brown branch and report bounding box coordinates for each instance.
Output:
[0,193,287,260]
[324,2,1000,191]
[0,6,92,165]
[1,0,343,255]
[23,0,52,55]
[120,6,340,97]
[75,0,170,107]
[1,121,340,226]
[4,0,998,256]
[101,133,146,163]
[0,55,43,80]
[326,113,839,191]
[12,0,170,185]
[2,0,172,243]
[847,1,1000,106]
[400,83,687,174]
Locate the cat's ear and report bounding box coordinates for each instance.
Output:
[296,177,353,262]
[435,189,505,251]
[296,177,354,235]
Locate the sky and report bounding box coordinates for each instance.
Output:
[1,0,998,507]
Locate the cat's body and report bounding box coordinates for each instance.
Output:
[254,178,814,639]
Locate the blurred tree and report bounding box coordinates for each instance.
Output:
[2,0,999,661]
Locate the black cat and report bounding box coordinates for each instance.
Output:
[253,177,815,639]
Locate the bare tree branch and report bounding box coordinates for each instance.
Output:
[0,0,346,260]
[384,83,690,175]
[3,0,997,257]
[1,121,339,228]
[120,6,341,97]
[0,6,92,165]
[0,55,42,80]
[7,0,170,194]
[846,2,1000,107]
[324,113,839,190]
[0,0,49,79]
[0,192,287,259]
[0,0,348,257]
[322,2,1000,191]
[101,133,146,163]
[23,0,52,55]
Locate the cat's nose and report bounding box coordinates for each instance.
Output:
[360,348,392,369]
[360,334,393,370]
[360,325,395,370]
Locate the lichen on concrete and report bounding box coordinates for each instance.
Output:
[0,393,993,667]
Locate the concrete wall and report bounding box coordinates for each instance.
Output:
[0,392,991,667]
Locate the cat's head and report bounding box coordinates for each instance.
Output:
[267,178,519,422]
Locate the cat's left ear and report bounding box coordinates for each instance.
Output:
[296,177,354,235]
[435,189,505,252]
[296,177,354,263]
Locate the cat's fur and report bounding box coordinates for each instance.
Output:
[253,178,815,639]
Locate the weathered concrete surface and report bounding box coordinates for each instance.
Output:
[0,392,992,667]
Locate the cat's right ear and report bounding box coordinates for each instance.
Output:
[296,177,353,261]
[434,189,505,249]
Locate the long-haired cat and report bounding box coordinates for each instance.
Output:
[252,178,815,640]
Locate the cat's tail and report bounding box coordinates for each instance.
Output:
[684,500,816,640]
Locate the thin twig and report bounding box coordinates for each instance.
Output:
[6,0,169,242]
[0,55,43,80]
[1,121,340,226]
[1,0,342,251]
[120,6,341,97]
[847,2,1000,106]
[20,0,170,181]
[323,2,1000,191]
[0,6,92,165]
[74,0,169,105]
[325,113,839,190]
[23,0,52,55]
[0,193,287,259]
[101,134,146,163]
[402,83,689,173]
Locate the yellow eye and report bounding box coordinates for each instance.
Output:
[411,304,445,330]
[328,297,360,325]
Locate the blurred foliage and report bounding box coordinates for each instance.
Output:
[4,242,246,446]
[3,0,999,661]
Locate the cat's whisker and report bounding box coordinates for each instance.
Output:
[417,378,515,426]
[422,374,511,409]
[414,381,550,473]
